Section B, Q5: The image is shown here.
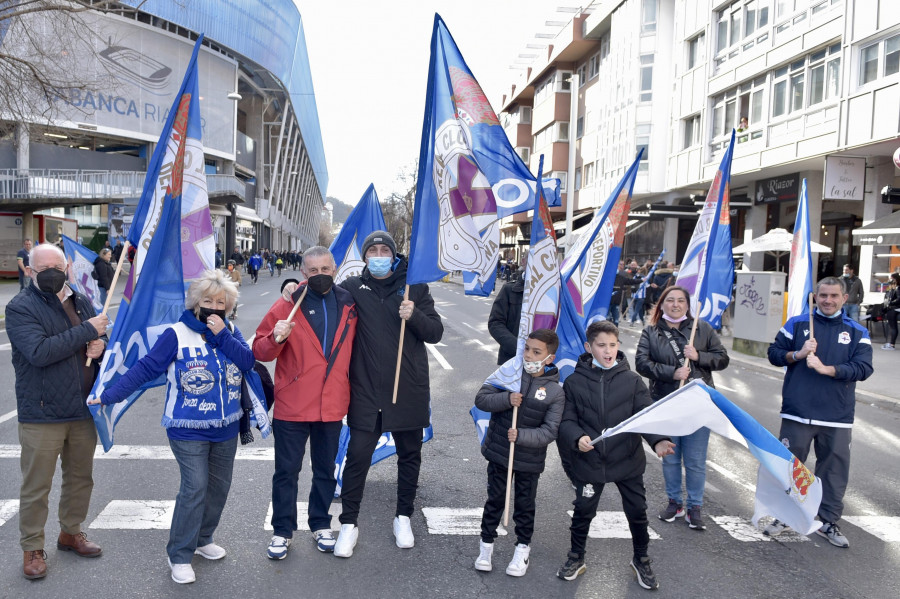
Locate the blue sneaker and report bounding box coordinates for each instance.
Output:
[266,535,291,560]
[313,529,336,553]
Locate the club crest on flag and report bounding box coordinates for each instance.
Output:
[791,457,815,502]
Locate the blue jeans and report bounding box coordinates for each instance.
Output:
[845,303,860,322]
[630,298,645,324]
[608,302,620,325]
[662,427,710,508]
[271,419,342,537]
[167,436,237,564]
[99,287,108,307]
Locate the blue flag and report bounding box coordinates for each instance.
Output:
[61,235,103,312]
[633,249,666,300]
[407,14,560,291]
[330,184,387,283]
[87,38,267,450]
[555,153,642,380]
[676,131,735,328]
[787,179,813,320]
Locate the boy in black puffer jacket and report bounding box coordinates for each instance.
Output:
[557,321,675,590]
[473,329,565,578]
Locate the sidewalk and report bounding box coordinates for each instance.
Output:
[442,273,898,409]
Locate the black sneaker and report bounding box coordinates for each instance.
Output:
[557,552,586,581]
[658,499,685,522]
[686,506,706,530]
[630,556,659,590]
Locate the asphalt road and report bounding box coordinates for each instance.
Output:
[0,271,898,598]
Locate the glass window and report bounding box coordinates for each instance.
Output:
[559,71,573,92]
[576,115,584,139]
[885,35,900,77]
[773,79,787,116]
[589,54,600,79]
[688,33,705,69]
[578,65,587,87]
[790,72,805,111]
[751,89,764,123]
[809,62,825,105]
[640,54,654,102]
[717,11,729,53]
[521,106,532,124]
[574,167,582,191]
[730,8,742,47]
[683,115,701,149]
[860,44,879,84]
[557,122,569,142]
[724,99,736,135]
[642,0,657,33]
[825,57,840,98]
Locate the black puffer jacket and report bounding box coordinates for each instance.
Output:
[635,318,729,401]
[92,256,115,290]
[340,255,443,432]
[475,365,565,473]
[559,353,669,484]
[487,277,524,364]
[6,283,102,423]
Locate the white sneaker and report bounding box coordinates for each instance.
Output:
[506,543,530,577]
[194,543,226,560]
[762,519,790,537]
[393,516,415,549]
[334,524,358,558]
[266,535,291,560]
[167,558,195,584]
[313,529,336,553]
[474,541,493,572]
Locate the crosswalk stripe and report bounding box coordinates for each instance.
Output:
[90,500,175,529]
[843,516,900,542]
[421,507,507,536]
[263,502,341,532]
[566,511,661,540]
[0,500,19,527]
[425,343,452,370]
[0,444,275,460]
[711,516,808,542]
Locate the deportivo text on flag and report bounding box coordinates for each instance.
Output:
[787,178,813,320]
[676,130,735,328]
[555,152,642,381]
[595,381,823,535]
[407,14,560,294]
[330,183,387,284]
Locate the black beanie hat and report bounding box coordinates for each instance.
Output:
[361,230,396,259]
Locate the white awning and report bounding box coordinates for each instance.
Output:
[207,204,231,217]
[235,205,263,223]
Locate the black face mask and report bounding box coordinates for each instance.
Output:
[306,273,334,295]
[198,307,227,324]
[35,268,67,294]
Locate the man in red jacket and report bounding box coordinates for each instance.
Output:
[253,246,357,560]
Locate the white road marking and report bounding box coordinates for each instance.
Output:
[707,460,756,493]
[261,291,270,296]
[717,384,736,392]
[0,500,19,527]
[461,321,483,333]
[704,482,723,494]
[0,343,10,351]
[264,502,341,531]
[843,516,900,542]
[712,516,808,542]
[90,500,175,529]
[422,507,506,536]
[0,445,276,460]
[0,410,17,425]
[565,510,661,540]
[426,343,453,370]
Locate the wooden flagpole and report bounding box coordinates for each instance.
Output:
[502,405,519,527]
[275,285,308,343]
[86,241,130,367]
[391,284,411,404]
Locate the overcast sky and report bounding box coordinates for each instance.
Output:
[294,0,563,205]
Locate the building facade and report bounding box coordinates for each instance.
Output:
[499,0,900,298]
[0,0,326,270]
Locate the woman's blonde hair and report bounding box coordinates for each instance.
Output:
[185,269,239,313]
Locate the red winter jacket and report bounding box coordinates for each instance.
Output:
[253,284,357,422]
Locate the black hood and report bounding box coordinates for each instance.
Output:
[574,350,631,381]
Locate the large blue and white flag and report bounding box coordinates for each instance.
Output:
[676,131,735,328]
[407,14,560,293]
[595,381,822,535]
[61,235,102,312]
[483,156,560,393]
[555,153,642,380]
[86,38,266,450]
[787,178,813,320]
[330,184,387,283]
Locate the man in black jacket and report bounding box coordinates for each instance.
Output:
[556,321,674,589]
[92,248,115,306]
[488,275,524,365]
[6,244,109,580]
[333,231,443,558]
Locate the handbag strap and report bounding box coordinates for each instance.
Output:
[660,326,688,368]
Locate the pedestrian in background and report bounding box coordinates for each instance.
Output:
[225,260,242,319]
[882,272,900,350]
[841,264,864,322]
[635,285,729,531]
[6,243,109,580]
[92,248,115,306]
[16,238,32,290]
[90,270,253,584]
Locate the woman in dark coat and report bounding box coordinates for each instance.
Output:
[635,285,729,531]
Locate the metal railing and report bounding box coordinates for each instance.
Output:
[206,174,246,201]
[0,169,146,201]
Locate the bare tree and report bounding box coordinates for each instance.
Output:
[382,160,417,254]
[0,1,145,124]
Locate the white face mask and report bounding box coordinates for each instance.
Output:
[524,357,547,374]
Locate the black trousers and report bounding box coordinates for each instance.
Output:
[339,416,423,525]
[480,461,539,546]
[887,310,898,345]
[569,476,650,559]
[271,419,342,537]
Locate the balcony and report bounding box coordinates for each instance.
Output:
[207,174,247,202]
[0,169,145,204]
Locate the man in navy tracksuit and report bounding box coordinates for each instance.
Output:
[765,277,873,548]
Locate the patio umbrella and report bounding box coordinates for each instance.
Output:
[732,227,831,270]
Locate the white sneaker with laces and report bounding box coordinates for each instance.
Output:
[167,558,195,584]
[505,543,531,577]
[474,541,493,572]
[393,516,415,549]
[334,524,358,558]
[762,519,790,537]
[194,543,226,560]
[313,529,336,553]
[266,535,291,560]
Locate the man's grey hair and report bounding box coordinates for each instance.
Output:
[300,246,334,269]
[816,276,846,294]
[99,248,112,256]
[185,269,239,313]
[28,243,65,269]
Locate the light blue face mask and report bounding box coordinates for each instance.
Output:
[592,358,618,370]
[367,256,392,277]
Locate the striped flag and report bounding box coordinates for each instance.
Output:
[787,179,813,320]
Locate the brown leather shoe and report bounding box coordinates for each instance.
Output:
[24,550,47,580]
[57,532,102,558]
